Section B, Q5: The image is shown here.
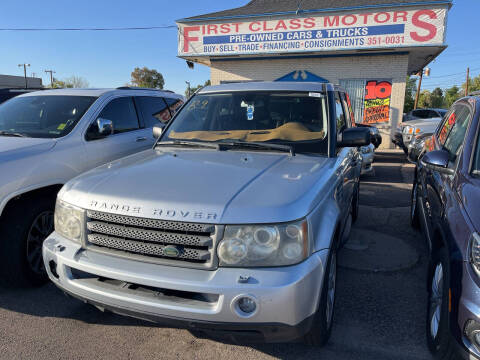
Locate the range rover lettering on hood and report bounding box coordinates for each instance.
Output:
[89,200,218,221]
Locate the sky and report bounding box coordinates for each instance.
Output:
[0,0,477,95]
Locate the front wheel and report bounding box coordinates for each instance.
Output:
[304,248,337,346]
[426,247,458,359]
[0,197,54,287]
[411,180,420,229]
[352,183,360,223]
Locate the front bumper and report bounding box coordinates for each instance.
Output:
[360,147,375,175]
[456,262,480,359]
[43,232,328,343]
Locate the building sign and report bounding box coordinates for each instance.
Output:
[363,80,392,124]
[178,7,447,57]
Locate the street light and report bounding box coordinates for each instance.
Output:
[18,63,30,89]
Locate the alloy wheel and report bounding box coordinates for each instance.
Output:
[26,211,54,275]
[429,262,444,340]
[411,182,418,221]
[326,251,337,328]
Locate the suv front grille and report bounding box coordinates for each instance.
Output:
[85,210,219,269]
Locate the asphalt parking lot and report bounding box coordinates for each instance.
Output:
[0,150,432,360]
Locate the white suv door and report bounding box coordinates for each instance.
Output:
[84,96,154,167]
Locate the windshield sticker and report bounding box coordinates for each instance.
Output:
[247,104,254,120]
[57,123,66,130]
[309,92,322,98]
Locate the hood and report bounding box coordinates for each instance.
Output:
[0,137,56,163]
[61,148,333,224]
[406,118,442,127]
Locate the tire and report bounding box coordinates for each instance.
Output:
[352,183,360,223]
[403,147,408,155]
[304,247,337,346]
[0,196,54,287]
[426,247,459,360]
[411,180,421,229]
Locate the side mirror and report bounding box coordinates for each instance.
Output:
[420,149,454,175]
[153,125,164,139]
[337,127,371,148]
[97,118,114,136]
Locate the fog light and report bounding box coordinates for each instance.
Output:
[238,297,256,313]
[234,295,257,316]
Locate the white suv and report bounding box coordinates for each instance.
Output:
[0,87,184,286]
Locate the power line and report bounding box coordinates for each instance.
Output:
[0,25,177,31]
[418,67,480,79]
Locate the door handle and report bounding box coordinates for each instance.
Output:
[136,137,147,142]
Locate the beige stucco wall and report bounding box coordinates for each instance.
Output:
[210,54,408,148]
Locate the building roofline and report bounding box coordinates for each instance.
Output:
[177,0,452,23]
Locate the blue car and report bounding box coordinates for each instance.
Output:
[412,92,480,359]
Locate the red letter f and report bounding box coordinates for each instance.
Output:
[183,26,200,52]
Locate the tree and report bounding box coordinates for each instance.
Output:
[50,76,89,88]
[404,76,417,113]
[444,85,461,107]
[186,80,211,97]
[418,90,432,108]
[430,87,444,108]
[130,67,164,89]
[51,78,66,88]
[462,74,480,94]
[64,75,89,88]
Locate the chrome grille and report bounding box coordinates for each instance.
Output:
[87,234,211,261]
[85,211,218,269]
[87,210,213,233]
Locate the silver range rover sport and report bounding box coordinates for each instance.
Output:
[43,82,371,345]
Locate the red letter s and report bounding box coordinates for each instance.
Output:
[410,10,437,42]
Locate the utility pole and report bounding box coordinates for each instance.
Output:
[45,70,56,88]
[18,63,30,89]
[185,81,191,98]
[414,71,423,110]
[466,67,470,96]
[414,68,430,110]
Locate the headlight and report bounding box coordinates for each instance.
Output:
[54,199,85,243]
[217,220,308,267]
[403,126,411,134]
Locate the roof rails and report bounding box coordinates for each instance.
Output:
[116,86,174,93]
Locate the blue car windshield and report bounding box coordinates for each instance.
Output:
[162,91,329,154]
[0,95,97,138]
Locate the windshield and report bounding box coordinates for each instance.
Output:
[0,95,97,138]
[162,91,328,154]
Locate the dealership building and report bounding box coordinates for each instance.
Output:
[177,0,452,148]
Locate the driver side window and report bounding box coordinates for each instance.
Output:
[442,105,471,162]
[98,97,140,134]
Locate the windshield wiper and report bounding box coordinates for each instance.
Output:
[156,140,220,150]
[219,140,295,156]
[0,131,27,137]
